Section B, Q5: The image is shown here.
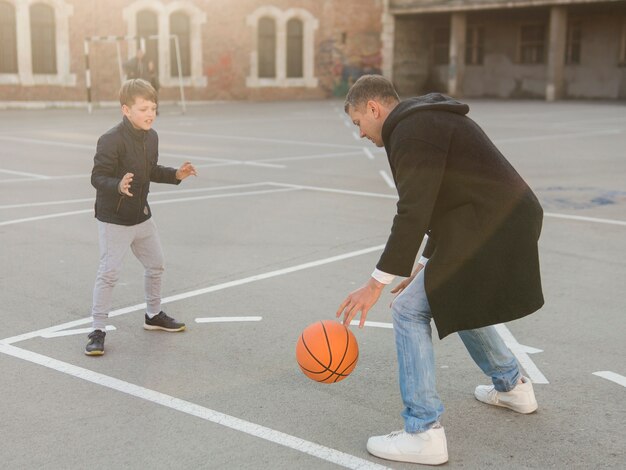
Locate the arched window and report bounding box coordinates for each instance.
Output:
[286,18,303,78]
[258,17,276,78]
[170,11,191,77]
[137,9,158,68]
[30,3,56,74]
[0,1,17,73]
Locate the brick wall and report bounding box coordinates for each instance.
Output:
[0,0,384,105]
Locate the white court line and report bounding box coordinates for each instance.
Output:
[0,168,51,179]
[0,343,389,470]
[160,152,285,169]
[352,131,360,141]
[493,129,621,144]
[267,182,396,199]
[349,321,393,329]
[1,244,386,345]
[350,321,548,383]
[379,170,395,189]
[0,187,300,227]
[195,316,262,323]
[160,130,362,150]
[41,326,116,338]
[544,212,626,227]
[493,324,549,384]
[0,135,93,149]
[592,371,626,388]
[362,148,375,160]
[0,183,272,210]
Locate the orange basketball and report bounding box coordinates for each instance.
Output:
[296,320,359,383]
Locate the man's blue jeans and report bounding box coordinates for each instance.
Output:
[391,269,521,433]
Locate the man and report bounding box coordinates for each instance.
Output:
[123,48,146,80]
[336,75,544,465]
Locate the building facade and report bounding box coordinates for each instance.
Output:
[0,0,625,107]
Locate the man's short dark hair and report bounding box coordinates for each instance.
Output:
[344,74,400,114]
[119,78,158,107]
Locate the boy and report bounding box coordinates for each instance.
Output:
[86,79,197,356]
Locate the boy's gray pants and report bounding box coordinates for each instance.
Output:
[91,218,164,330]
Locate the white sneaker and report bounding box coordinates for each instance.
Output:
[366,427,448,465]
[474,376,538,414]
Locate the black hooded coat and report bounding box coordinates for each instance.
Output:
[377,94,544,338]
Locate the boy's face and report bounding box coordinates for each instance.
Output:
[122,97,157,131]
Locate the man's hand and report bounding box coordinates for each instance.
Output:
[176,161,197,180]
[389,263,425,305]
[118,172,134,196]
[336,277,385,328]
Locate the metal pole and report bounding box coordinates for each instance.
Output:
[84,39,92,114]
[172,35,186,114]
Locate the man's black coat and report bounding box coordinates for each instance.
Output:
[378,94,544,338]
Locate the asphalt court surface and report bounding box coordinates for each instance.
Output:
[0,99,625,469]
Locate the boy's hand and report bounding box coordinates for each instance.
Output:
[118,173,134,196]
[176,161,197,180]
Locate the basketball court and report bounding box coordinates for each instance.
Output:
[0,99,624,469]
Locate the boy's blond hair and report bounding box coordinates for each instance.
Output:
[119,78,158,107]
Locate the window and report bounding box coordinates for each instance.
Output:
[137,10,158,69]
[465,25,484,66]
[519,24,545,64]
[258,17,276,78]
[0,1,17,73]
[433,27,450,65]
[286,18,303,78]
[30,3,56,74]
[170,12,191,77]
[565,20,582,65]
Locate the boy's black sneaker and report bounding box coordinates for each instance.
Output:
[144,311,186,332]
[85,329,106,356]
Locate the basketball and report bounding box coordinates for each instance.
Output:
[296,320,359,383]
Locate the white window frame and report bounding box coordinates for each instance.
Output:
[123,0,207,88]
[0,0,75,86]
[246,6,319,88]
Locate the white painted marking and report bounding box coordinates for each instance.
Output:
[493,324,549,384]
[262,151,362,163]
[1,244,385,345]
[350,321,393,329]
[0,135,93,149]
[41,326,116,338]
[352,131,360,141]
[160,130,362,150]
[160,152,285,169]
[0,343,389,470]
[362,147,375,160]
[0,188,300,227]
[494,129,621,144]
[593,371,626,388]
[195,316,262,323]
[379,170,395,189]
[0,183,271,210]
[544,212,626,227]
[0,168,51,179]
[343,119,351,128]
[267,182,396,199]
[0,209,93,227]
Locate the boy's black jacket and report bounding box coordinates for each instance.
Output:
[91,116,180,226]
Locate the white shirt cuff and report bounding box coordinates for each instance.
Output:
[418,256,429,266]
[371,268,396,285]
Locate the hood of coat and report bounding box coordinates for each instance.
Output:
[382,93,470,147]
